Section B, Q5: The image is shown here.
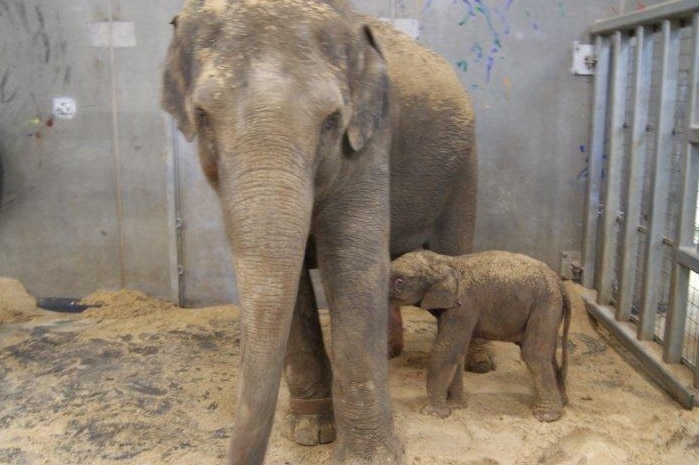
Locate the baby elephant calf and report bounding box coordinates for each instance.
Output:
[389,250,571,422]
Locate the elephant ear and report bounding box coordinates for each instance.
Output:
[162,17,197,142]
[346,24,390,152]
[421,265,461,310]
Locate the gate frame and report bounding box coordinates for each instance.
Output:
[583,0,699,408]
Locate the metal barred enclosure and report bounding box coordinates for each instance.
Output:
[583,0,699,408]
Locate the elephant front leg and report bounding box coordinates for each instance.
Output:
[283,265,335,445]
[447,358,467,409]
[423,310,475,418]
[316,220,403,464]
[388,303,404,358]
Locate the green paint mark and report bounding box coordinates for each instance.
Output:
[457,60,469,72]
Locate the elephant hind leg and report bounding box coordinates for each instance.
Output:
[283,264,335,445]
[520,318,564,422]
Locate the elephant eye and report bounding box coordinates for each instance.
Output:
[196,108,211,125]
[393,277,405,289]
[321,111,341,133]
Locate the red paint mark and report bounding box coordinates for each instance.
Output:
[46,117,54,127]
[610,6,619,15]
[636,1,646,11]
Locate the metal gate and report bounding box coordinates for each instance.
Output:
[583,0,699,408]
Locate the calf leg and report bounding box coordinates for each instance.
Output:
[423,309,476,418]
[430,164,495,374]
[447,358,467,409]
[388,304,404,359]
[520,319,564,422]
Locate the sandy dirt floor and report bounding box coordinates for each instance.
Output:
[1,277,699,465]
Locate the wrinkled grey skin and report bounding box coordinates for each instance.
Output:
[162,1,479,463]
[390,250,571,422]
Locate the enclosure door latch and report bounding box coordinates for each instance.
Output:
[571,41,596,75]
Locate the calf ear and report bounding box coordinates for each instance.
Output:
[346,24,389,152]
[422,267,461,310]
[162,20,197,142]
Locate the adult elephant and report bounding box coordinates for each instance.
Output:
[162,1,484,464]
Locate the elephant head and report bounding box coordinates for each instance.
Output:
[389,251,462,310]
[162,1,390,463]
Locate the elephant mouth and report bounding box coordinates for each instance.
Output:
[389,297,422,308]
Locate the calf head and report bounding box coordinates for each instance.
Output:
[389,251,461,310]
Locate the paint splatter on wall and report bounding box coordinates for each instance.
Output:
[447,0,554,108]
[453,0,545,84]
[455,0,514,83]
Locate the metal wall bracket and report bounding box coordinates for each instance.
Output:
[571,41,596,75]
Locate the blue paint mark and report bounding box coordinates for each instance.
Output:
[577,167,589,181]
[471,42,484,61]
[486,55,495,82]
[492,7,511,34]
[456,0,514,83]
[524,9,541,33]
[580,145,586,153]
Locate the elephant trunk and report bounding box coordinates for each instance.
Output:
[220,136,314,465]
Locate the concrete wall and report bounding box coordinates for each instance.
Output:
[0,0,652,304]
[0,0,181,300]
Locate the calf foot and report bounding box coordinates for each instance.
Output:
[421,403,451,418]
[284,398,335,445]
[447,393,467,410]
[532,401,563,422]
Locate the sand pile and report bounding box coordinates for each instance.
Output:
[0,277,43,324]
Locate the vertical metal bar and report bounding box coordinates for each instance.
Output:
[583,35,612,289]
[598,31,631,305]
[640,19,682,340]
[618,26,655,321]
[667,14,699,367]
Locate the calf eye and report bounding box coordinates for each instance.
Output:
[393,277,405,289]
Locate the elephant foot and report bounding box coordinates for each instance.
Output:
[532,401,563,422]
[284,398,336,445]
[447,394,467,410]
[465,341,496,373]
[333,434,404,465]
[560,389,569,406]
[388,304,404,359]
[420,402,451,418]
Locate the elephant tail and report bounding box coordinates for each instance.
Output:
[558,281,572,384]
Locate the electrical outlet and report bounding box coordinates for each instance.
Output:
[53,97,77,119]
